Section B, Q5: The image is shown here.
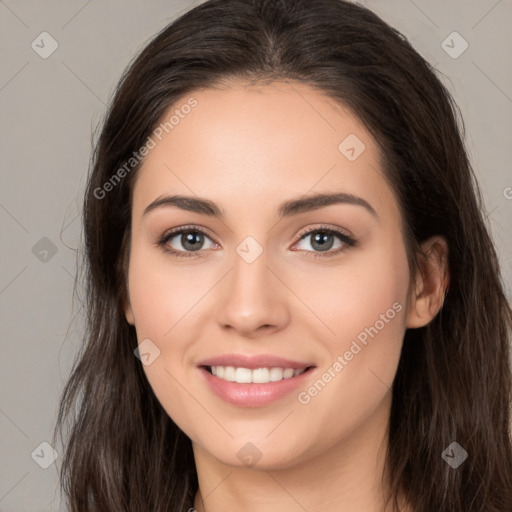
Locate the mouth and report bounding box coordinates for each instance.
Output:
[201,365,314,383]
[197,355,317,407]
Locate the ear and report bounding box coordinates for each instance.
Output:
[406,235,450,329]
[118,229,134,325]
[122,280,135,325]
[125,300,135,325]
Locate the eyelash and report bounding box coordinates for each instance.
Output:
[157,223,357,259]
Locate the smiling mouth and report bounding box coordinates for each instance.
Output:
[202,365,315,384]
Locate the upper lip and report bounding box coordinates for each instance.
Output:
[198,354,315,370]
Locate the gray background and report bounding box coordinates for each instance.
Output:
[0,1,511,510]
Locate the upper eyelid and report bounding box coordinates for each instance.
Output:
[161,224,215,241]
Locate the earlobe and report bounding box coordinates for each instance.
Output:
[406,235,450,329]
[125,303,135,325]
[122,284,135,325]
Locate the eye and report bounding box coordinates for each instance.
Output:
[292,224,356,258]
[157,225,217,258]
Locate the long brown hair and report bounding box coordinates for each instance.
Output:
[54,0,512,510]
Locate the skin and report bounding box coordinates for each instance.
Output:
[124,80,449,512]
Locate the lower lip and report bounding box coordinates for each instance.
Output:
[199,366,315,407]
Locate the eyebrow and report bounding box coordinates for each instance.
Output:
[143,192,378,219]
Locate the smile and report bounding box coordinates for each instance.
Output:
[207,365,308,383]
[199,365,315,407]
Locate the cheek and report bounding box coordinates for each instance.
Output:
[127,244,207,341]
[289,268,408,457]
[292,232,410,346]
[296,234,410,413]
[126,250,204,436]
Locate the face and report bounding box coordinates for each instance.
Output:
[124,80,421,470]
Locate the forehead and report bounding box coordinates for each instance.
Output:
[131,80,397,224]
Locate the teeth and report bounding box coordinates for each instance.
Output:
[209,366,307,383]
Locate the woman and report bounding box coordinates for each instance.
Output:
[54,0,512,510]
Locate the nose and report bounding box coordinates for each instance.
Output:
[215,248,290,337]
